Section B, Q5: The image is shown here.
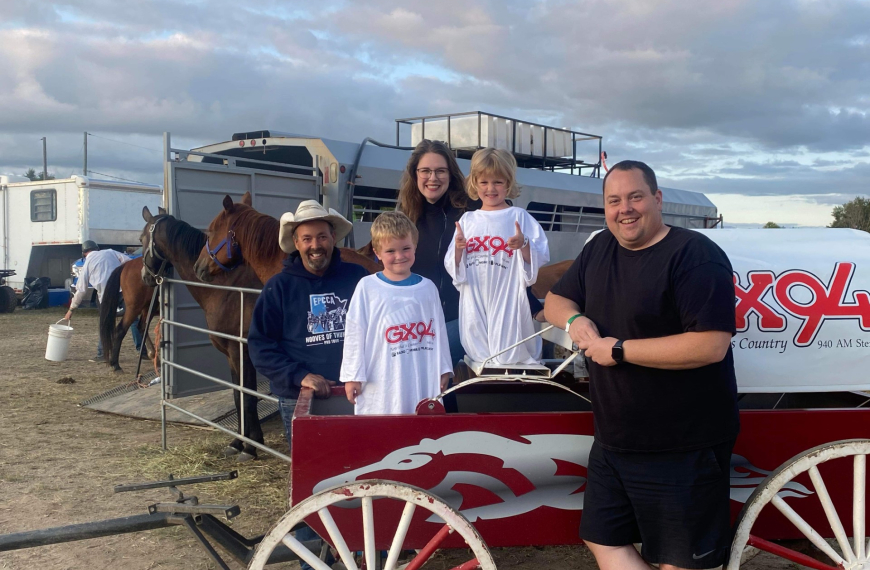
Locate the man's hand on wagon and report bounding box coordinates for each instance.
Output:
[301,373,335,398]
[567,315,601,348]
[583,336,619,367]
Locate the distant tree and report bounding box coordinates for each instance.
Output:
[763,221,782,228]
[830,197,870,233]
[23,168,55,181]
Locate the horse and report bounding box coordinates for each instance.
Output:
[192,192,382,285]
[139,206,265,462]
[98,256,158,372]
[193,192,571,300]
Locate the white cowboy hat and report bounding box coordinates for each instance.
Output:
[279,200,353,253]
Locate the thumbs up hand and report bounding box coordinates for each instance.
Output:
[454,222,467,252]
[508,221,525,250]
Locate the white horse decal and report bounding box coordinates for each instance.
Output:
[314,432,593,522]
[313,432,812,522]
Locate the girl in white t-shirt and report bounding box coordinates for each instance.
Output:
[445,148,550,365]
[342,211,453,415]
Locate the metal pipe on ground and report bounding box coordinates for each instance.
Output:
[0,512,178,552]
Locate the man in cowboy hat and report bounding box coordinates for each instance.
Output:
[248,200,368,445]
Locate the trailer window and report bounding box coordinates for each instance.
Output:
[31,189,57,222]
[353,186,397,223]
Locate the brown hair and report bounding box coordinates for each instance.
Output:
[466,147,520,200]
[396,139,467,223]
[603,160,659,195]
[371,211,419,252]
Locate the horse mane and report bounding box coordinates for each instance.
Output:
[228,206,282,264]
[162,216,207,263]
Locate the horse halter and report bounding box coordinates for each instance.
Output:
[206,228,242,272]
[143,216,170,281]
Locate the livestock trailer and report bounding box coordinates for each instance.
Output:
[0,175,163,291]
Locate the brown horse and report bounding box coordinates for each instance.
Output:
[140,206,265,462]
[532,259,573,300]
[193,192,382,285]
[194,193,574,300]
[98,256,158,372]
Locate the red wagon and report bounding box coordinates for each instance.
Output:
[248,322,870,570]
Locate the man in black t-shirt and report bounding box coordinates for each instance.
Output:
[545,161,738,570]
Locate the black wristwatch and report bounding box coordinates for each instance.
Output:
[611,339,625,363]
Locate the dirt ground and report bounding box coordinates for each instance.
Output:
[0,307,799,570]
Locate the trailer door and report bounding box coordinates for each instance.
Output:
[163,142,320,398]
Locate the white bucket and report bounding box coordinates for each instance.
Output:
[45,319,74,362]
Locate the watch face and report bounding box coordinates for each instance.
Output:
[612,342,624,362]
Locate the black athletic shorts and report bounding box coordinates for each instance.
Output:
[579,439,734,569]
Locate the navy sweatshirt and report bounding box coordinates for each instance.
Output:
[248,248,368,399]
[411,194,543,322]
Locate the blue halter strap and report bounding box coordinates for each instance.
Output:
[206,229,241,272]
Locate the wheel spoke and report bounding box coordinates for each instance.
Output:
[383,502,416,570]
[318,507,359,570]
[403,524,453,570]
[746,535,841,570]
[280,532,334,570]
[448,559,482,570]
[808,465,855,561]
[771,495,846,565]
[361,496,376,570]
[855,454,866,560]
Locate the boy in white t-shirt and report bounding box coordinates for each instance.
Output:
[341,211,453,415]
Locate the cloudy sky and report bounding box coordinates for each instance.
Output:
[2,0,868,226]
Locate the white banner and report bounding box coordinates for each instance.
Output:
[697,228,870,393]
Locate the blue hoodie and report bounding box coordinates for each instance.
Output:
[248,248,368,399]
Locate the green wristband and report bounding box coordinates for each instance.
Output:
[565,313,583,332]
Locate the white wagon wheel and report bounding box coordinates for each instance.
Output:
[729,439,870,570]
[248,479,496,570]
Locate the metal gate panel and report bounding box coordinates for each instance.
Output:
[163,137,320,398]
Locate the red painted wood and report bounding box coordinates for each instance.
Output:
[746,535,840,570]
[449,559,482,570]
[404,524,452,570]
[291,388,870,550]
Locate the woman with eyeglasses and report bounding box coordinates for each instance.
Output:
[396,140,544,371]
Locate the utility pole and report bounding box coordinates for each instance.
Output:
[83,132,88,176]
[41,137,47,181]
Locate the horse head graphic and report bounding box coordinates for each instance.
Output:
[313,431,594,522]
[313,433,811,523]
[729,454,813,503]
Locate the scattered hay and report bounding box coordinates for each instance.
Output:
[111,427,292,527]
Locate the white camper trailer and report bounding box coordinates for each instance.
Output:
[0,175,163,291]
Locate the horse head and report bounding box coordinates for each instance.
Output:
[194,192,253,282]
[140,206,169,287]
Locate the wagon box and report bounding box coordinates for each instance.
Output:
[290,385,870,552]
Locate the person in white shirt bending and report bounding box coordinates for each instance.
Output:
[445,148,550,365]
[341,211,453,415]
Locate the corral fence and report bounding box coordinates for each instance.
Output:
[157,133,322,462]
[156,276,294,462]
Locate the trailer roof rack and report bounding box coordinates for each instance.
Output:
[395,111,604,177]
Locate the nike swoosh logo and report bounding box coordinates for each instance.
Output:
[693,550,715,560]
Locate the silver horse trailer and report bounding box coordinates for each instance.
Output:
[184,111,720,264]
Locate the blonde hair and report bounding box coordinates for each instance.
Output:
[371,211,419,252]
[466,147,520,201]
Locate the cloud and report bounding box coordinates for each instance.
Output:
[1,0,869,228]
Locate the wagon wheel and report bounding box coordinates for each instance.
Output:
[729,439,870,570]
[248,479,496,570]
